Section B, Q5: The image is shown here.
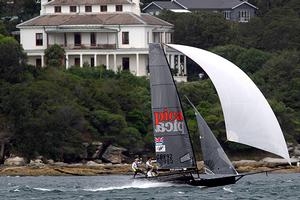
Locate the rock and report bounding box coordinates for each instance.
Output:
[68,163,83,167]
[47,159,55,165]
[53,162,68,167]
[293,148,300,156]
[287,142,294,148]
[86,141,104,159]
[4,156,26,166]
[29,159,45,167]
[260,157,290,167]
[288,146,294,152]
[102,145,127,164]
[94,159,102,164]
[86,161,102,166]
[233,160,261,168]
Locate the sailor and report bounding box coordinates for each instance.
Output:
[146,157,158,177]
[132,158,144,178]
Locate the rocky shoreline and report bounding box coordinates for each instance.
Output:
[1,159,299,176]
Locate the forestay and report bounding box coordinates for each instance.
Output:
[149,43,196,169]
[168,44,290,163]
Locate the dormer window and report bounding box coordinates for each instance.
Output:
[54,6,61,13]
[116,5,123,12]
[85,6,92,12]
[101,5,107,12]
[70,6,77,13]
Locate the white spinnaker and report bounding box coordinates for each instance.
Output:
[168,44,290,163]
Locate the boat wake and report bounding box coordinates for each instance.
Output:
[223,186,234,193]
[84,180,175,192]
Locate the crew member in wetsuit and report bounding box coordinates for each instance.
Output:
[132,158,144,178]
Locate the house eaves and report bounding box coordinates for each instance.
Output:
[142,2,164,11]
[232,1,258,10]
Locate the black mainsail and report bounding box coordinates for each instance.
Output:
[149,43,196,169]
[186,97,237,175]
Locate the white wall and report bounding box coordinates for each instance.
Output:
[119,26,146,48]
[20,28,46,50]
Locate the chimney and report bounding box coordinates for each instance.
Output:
[40,0,50,15]
[131,0,141,16]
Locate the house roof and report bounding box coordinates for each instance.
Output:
[47,0,131,6]
[143,1,185,11]
[17,13,173,27]
[175,0,258,10]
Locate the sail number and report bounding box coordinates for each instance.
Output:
[157,154,173,165]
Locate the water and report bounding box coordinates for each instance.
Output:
[0,173,299,200]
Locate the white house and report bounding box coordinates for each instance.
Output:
[17,0,187,79]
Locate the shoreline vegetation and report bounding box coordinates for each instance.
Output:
[1,161,299,176]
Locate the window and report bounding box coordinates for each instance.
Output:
[239,10,250,22]
[122,57,129,71]
[91,57,95,67]
[74,58,80,66]
[54,6,61,13]
[85,6,92,12]
[223,10,231,20]
[36,58,42,67]
[36,33,43,46]
[90,32,96,46]
[70,6,77,13]
[100,5,107,12]
[74,33,81,46]
[116,5,122,12]
[122,32,129,44]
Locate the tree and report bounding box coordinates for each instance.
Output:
[44,44,65,68]
[0,35,26,82]
[0,115,13,163]
[235,48,272,74]
[211,45,247,64]
[159,11,235,49]
[0,21,8,36]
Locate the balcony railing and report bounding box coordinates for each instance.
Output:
[49,44,117,50]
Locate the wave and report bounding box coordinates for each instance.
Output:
[33,187,53,192]
[223,186,234,193]
[84,180,175,192]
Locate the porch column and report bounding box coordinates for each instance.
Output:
[65,54,69,69]
[184,55,187,75]
[178,55,181,76]
[178,54,181,75]
[136,53,139,76]
[41,55,45,67]
[106,54,109,70]
[80,54,83,67]
[162,32,166,44]
[94,54,97,67]
[113,54,117,72]
[170,54,174,69]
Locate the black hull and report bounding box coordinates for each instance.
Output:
[135,172,238,187]
[190,176,237,187]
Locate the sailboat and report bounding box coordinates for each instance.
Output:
[136,43,290,187]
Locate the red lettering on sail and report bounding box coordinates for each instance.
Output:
[154,108,184,133]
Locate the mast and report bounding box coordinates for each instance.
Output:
[149,43,196,170]
[161,44,197,169]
